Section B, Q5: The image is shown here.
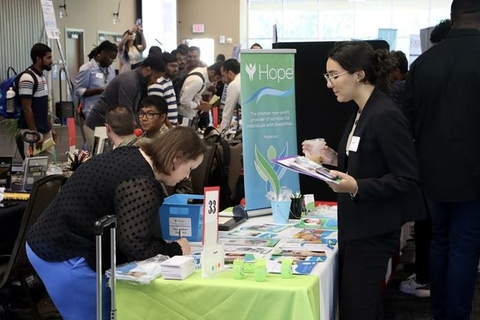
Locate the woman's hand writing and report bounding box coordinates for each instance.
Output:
[176,238,191,255]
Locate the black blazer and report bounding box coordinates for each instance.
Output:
[336,88,425,240]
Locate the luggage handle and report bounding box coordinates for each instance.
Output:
[57,67,75,104]
[95,215,117,235]
[95,215,117,320]
[7,67,17,78]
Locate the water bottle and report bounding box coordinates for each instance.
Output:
[6,87,16,113]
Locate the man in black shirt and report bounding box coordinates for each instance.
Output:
[84,56,165,149]
[403,1,480,318]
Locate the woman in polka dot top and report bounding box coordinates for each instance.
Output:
[25,126,206,319]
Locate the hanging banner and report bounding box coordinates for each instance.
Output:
[240,49,300,211]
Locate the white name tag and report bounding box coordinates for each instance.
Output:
[95,73,104,79]
[348,136,360,152]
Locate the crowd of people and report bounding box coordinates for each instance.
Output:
[11,0,480,318]
[13,25,249,319]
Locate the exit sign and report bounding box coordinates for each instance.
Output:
[192,24,205,34]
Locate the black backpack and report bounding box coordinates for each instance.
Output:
[204,127,232,210]
[172,71,205,105]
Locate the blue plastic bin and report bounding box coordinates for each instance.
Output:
[159,194,204,242]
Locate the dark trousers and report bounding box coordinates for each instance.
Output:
[338,230,400,320]
[414,196,432,283]
[427,198,480,320]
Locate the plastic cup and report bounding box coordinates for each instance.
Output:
[303,138,326,164]
[271,200,291,224]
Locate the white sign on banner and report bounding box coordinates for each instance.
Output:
[201,186,224,278]
[40,0,60,39]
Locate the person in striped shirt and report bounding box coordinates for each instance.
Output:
[147,52,179,128]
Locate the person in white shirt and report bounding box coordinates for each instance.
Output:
[177,62,222,126]
[220,59,241,131]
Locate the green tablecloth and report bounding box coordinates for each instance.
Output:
[117,270,320,320]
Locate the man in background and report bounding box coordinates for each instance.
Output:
[184,46,206,75]
[105,105,137,148]
[147,52,179,127]
[138,96,168,139]
[398,18,452,300]
[219,59,241,131]
[403,0,480,318]
[84,56,164,148]
[177,62,222,127]
[388,50,408,109]
[17,43,56,160]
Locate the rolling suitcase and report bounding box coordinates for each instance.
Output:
[95,215,117,320]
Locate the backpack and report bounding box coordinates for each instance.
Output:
[0,67,38,119]
[204,127,232,210]
[172,71,205,104]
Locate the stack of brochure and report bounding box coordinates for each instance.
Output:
[160,256,196,280]
[106,254,169,285]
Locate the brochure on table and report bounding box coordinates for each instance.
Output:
[201,186,224,278]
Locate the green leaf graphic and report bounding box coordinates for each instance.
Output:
[254,145,280,196]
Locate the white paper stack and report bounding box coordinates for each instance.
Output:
[160,256,196,280]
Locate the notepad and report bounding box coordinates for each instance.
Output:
[209,95,220,106]
[32,138,56,156]
[160,256,195,280]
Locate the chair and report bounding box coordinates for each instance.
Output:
[190,144,217,195]
[228,143,243,203]
[0,174,67,319]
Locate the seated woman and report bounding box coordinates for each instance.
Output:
[25,126,206,319]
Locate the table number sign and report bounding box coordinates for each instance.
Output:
[201,186,224,278]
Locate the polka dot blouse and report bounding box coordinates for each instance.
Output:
[26,146,182,271]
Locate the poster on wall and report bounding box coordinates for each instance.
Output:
[40,0,60,39]
[240,49,300,211]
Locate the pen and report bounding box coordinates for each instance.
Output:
[65,151,74,163]
[179,229,182,239]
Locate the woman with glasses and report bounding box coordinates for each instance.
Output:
[303,41,424,319]
[74,40,118,120]
[25,126,205,319]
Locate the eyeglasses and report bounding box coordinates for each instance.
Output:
[138,112,160,119]
[323,71,349,84]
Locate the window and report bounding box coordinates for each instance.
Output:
[245,0,451,62]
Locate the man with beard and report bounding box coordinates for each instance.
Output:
[84,56,164,148]
[17,43,55,160]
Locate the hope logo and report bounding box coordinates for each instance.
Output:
[257,64,294,83]
[245,63,256,81]
[245,63,294,83]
